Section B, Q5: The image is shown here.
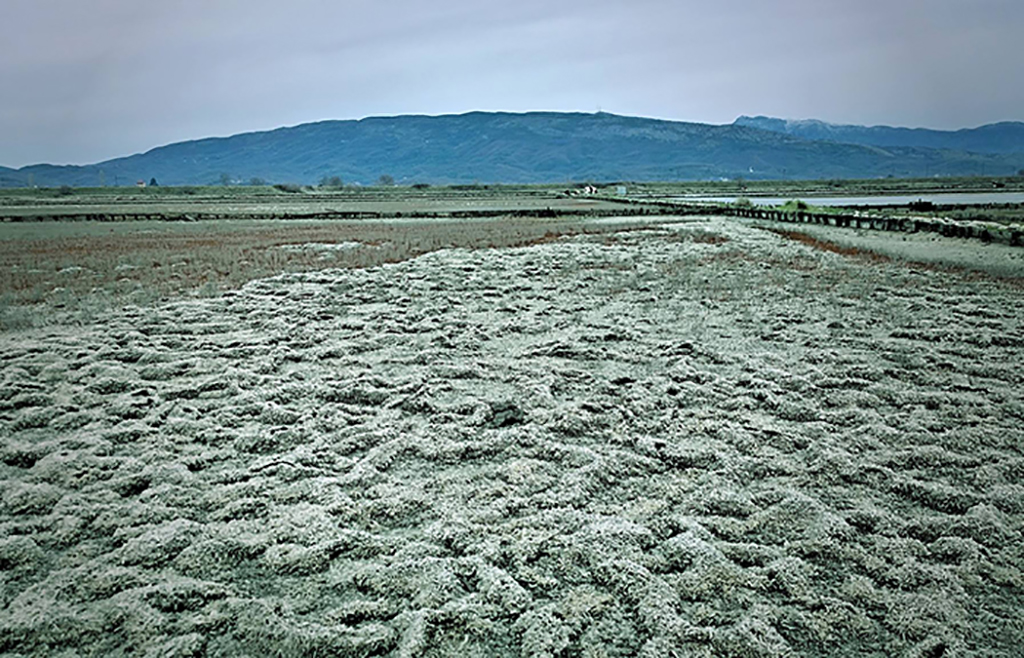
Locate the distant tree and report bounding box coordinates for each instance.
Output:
[411,183,431,190]
[219,173,232,186]
[377,174,395,187]
[1018,169,1024,177]
[57,185,74,196]
[249,177,267,186]
[319,175,344,189]
[149,177,159,187]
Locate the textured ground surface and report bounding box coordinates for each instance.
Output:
[748,219,1024,278]
[1,218,1023,657]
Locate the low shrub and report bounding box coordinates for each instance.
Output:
[780,199,810,212]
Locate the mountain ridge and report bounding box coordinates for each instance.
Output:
[3,111,1023,187]
[734,115,1024,155]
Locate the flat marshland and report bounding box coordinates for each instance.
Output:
[0,217,653,329]
[1,194,1023,656]
[0,185,625,222]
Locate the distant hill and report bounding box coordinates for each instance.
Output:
[735,115,1024,155]
[0,165,22,187]
[4,112,1024,187]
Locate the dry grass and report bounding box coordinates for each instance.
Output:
[763,227,1024,289]
[0,217,662,328]
[762,228,892,263]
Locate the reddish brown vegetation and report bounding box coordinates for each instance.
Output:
[763,228,891,263]
[765,227,1024,289]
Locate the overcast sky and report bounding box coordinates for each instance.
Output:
[2,0,1022,166]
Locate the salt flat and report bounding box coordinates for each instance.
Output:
[1,218,1022,657]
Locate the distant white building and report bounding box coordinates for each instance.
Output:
[616,185,627,196]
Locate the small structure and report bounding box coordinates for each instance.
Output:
[616,185,627,196]
[563,184,599,198]
[136,180,147,188]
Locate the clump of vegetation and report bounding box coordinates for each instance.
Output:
[273,183,303,193]
[318,176,344,189]
[780,199,811,212]
[691,230,731,245]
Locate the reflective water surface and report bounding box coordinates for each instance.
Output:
[672,192,1024,207]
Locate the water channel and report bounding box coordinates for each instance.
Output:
[671,192,1024,207]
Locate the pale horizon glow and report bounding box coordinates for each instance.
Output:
[2,0,1022,167]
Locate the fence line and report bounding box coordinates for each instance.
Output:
[596,196,1023,247]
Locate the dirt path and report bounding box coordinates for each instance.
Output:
[2,219,1022,656]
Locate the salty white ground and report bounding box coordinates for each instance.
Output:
[1,217,1022,657]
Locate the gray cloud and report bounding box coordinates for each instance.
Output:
[2,0,1021,166]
